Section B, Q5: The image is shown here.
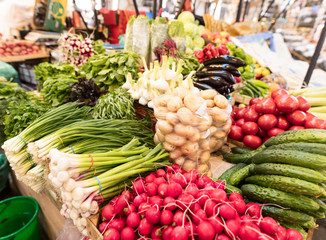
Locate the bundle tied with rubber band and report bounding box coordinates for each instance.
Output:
[153,89,232,176]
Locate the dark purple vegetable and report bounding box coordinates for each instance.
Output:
[203,55,246,68]
[195,70,236,84]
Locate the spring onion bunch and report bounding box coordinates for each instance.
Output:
[49,139,168,235]
[2,102,91,154]
[122,55,199,108]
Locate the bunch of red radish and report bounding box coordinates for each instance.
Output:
[97,164,302,240]
[0,40,42,57]
[60,34,94,66]
[229,89,326,149]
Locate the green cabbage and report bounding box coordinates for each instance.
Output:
[186,36,193,49]
[193,36,205,48]
[167,20,185,38]
[177,11,195,25]
[184,23,196,36]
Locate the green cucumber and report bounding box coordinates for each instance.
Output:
[261,205,314,228]
[231,147,251,154]
[264,129,326,146]
[319,169,326,177]
[267,142,326,156]
[252,150,326,170]
[309,197,326,212]
[305,209,326,219]
[252,163,326,184]
[223,152,253,164]
[245,175,326,197]
[280,222,307,239]
[218,163,247,182]
[229,164,254,186]
[241,184,320,212]
[225,184,242,195]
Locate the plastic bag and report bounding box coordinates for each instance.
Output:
[56,219,84,240]
[124,15,135,51]
[0,62,19,83]
[132,15,151,64]
[150,18,168,61]
[172,37,186,54]
[153,89,232,176]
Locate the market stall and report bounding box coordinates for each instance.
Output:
[1,1,326,240]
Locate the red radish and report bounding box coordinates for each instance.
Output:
[233,199,246,215]
[171,174,187,187]
[235,108,247,119]
[196,190,210,206]
[246,203,261,218]
[219,203,237,219]
[263,137,270,142]
[108,218,125,231]
[177,193,195,210]
[210,189,227,203]
[258,114,278,130]
[273,225,287,240]
[121,190,132,201]
[138,202,151,214]
[173,210,187,226]
[289,126,305,130]
[149,196,163,208]
[258,128,267,137]
[156,169,166,177]
[160,209,173,225]
[114,195,128,214]
[192,209,207,224]
[110,196,119,205]
[240,215,253,224]
[258,233,273,240]
[145,174,156,183]
[167,182,183,198]
[236,118,245,127]
[242,122,259,135]
[244,108,259,122]
[286,229,303,240]
[163,196,177,211]
[296,96,310,111]
[170,226,188,240]
[250,98,261,105]
[102,204,115,221]
[208,216,223,234]
[151,226,163,239]
[197,221,216,240]
[229,192,243,201]
[214,180,225,190]
[120,227,136,240]
[260,217,278,235]
[145,206,161,224]
[166,166,174,173]
[229,125,244,141]
[196,177,206,189]
[103,228,120,240]
[205,199,217,217]
[172,164,180,169]
[275,95,299,113]
[99,221,109,233]
[133,194,146,208]
[216,234,231,240]
[145,182,158,196]
[286,110,306,126]
[267,128,285,137]
[271,89,289,99]
[225,218,240,238]
[243,135,262,149]
[239,223,261,240]
[158,183,169,197]
[185,221,197,235]
[191,202,202,212]
[154,177,167,186]
[162,226,173,240]
[138,218,153,236]
[276,116,290,130]
[185,183,199,197]
[123,204,136,215]
[255,98,276,114]
[126,212,141,228]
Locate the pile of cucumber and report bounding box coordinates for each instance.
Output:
[221,129,326,237]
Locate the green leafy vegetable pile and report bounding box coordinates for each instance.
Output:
[4,100,49,139]
[80,52,140,90]
[34,62,75,90]
[68,77,102,107]
[92,88,135,120]
[41,75,78,106]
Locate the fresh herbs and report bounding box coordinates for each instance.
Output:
[92,88,135,120]
[80,52,140,90]
[41,75,78,106]
[68,77,102,107]
[34,62,75,90]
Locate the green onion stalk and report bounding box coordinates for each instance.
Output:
[51,139,169,233]
[2,102,91,154]
[25,165,46,193]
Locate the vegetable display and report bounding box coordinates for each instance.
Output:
[230,88,326,148]
[80,52,140,90]
[153,89,231,176]
[0,40,43,57]
[223,129,326,236]
[97,164,304,240]
[92,88,135,120]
